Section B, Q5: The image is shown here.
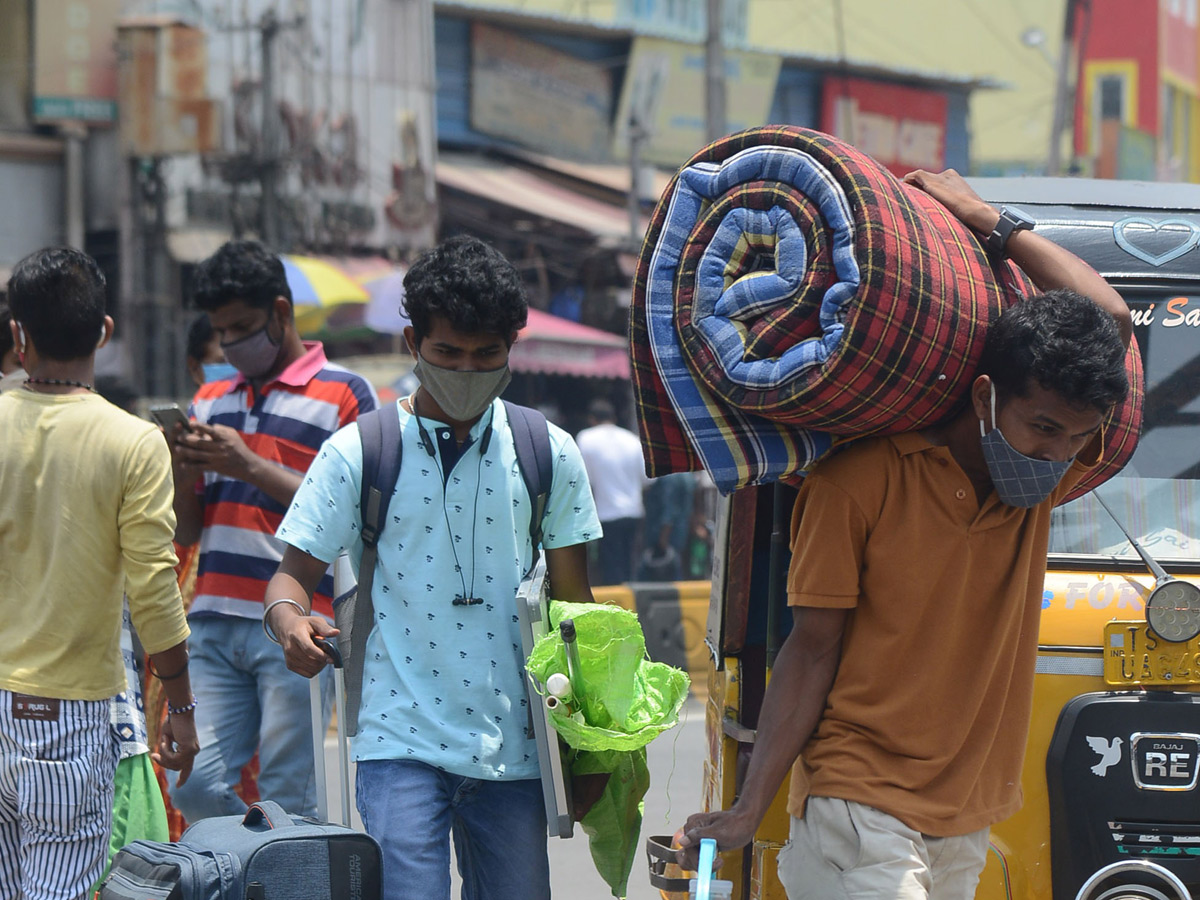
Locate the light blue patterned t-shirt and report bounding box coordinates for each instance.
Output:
[277,399,601,779]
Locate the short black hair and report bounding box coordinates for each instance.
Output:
[402,236,527,344]
[95,375,139,413]
[0,306,13,359]
[7,247,107,361]
[186,313,215,363]
[588,398,616,422]
[979,289,1128,413]
[192,240,291,313]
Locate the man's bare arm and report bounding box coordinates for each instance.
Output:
[265,545,339,678]
[675,605,848,867]
[903,168,1133,350]
[546,544,594,603]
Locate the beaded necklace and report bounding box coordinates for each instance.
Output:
[25,377,95,392]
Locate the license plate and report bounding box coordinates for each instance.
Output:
[1104,621,1200,687]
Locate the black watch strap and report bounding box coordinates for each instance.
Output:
[986,207,1035,255]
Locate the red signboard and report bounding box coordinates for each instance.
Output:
[821,77,948,177]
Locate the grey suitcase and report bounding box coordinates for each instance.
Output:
[101,638,379,900]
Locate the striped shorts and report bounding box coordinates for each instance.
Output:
[0,689,118,900]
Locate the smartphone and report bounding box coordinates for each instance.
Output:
[149,404,192,434]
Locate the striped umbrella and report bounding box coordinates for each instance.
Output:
[281,254,370,334]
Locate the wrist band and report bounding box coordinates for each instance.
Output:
[262,598,308,644]
[150,657,189,681]
[168,696,198,715]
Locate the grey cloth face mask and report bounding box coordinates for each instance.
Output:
[979,387,1073,508]
[413,356,511,422]
[221,320,283,380]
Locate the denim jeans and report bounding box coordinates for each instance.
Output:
[356,759,550,900]
[167,616,332,821]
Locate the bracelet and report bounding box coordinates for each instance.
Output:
[148,652,189,681]
[168,696,198,715]
[262,598,309,644]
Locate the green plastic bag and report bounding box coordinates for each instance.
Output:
[527,600,690,898]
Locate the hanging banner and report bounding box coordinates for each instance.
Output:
[470,23,612,161]
[612,36,780,168]
[33,0,122,122]
[821,77,948,177]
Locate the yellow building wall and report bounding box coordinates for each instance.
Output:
[449,0,1066,172]
[743,0,1065,173]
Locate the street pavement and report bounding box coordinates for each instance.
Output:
[322,693,708,899]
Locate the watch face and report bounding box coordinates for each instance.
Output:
[1004,206,1036,229]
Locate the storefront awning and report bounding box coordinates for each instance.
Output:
[510,309,630,379]
[437,154,645,244]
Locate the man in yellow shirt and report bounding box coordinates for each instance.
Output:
[0,247,198,900]
[676,171,1134,899]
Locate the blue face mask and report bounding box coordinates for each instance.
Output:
[202,362,239,383]
[979,387,1073,508]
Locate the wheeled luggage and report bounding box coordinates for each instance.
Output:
[100,638,380,900]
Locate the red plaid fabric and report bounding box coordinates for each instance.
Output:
[629,125,1143,502]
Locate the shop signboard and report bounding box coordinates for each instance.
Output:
[33,0,122,123]
[614,0,747,43]
[470,23,612,161]
[821,77,948,177]
[612,36,780,168]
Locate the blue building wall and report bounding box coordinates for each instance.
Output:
[768,65,821,127]
[435,14,627,151]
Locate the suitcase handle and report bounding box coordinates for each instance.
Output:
[645,834,693,893]
[242,801,295,831]
[314,636,344,669]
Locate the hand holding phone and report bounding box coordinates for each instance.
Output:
[150,404,192,435]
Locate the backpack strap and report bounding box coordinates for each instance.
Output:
[341,403,402,736]
[503,400,553,575]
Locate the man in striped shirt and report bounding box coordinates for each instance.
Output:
[165,241,377,821]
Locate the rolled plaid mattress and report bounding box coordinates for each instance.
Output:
[630,126,1143,501]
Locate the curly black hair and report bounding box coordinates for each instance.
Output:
[186,313,215,363]
[979,289,1128,413]
[402,236,527,345]
[192,240,291,313]
[7,247,107,361]
[0,306,13,360]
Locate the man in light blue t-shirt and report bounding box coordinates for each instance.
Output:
[263,236,601,900]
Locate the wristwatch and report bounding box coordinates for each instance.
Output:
[986,206,1036,255]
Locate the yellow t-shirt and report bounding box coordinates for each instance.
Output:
[0,390,189,700]
[786,431,1099,836]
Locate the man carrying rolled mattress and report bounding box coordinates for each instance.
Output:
[676,169,1133,900]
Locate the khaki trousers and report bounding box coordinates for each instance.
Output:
[777,797,990,900]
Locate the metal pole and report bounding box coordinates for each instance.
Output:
[628,114,644,243]
[260,8,280,247]
[765,485,789,670]
[705,0,725,144]
[63,126,86,249]
[1048,0,1079,176]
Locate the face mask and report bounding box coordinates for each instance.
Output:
[15,324,26,365]
[979,387,1073,508]
[413,355,511,422]
[202,362,240,383]
[220,318,283,380]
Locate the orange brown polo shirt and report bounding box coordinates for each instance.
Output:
[786,431,1099,836]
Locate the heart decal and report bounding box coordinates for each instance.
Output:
[1113,216,1200,267]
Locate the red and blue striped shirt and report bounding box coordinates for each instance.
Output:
[188,342,377,620]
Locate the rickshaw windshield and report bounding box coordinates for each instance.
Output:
[1050,292,1200,562]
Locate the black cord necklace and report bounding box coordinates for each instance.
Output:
[411,394,490,607]
[25,377,94,391]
